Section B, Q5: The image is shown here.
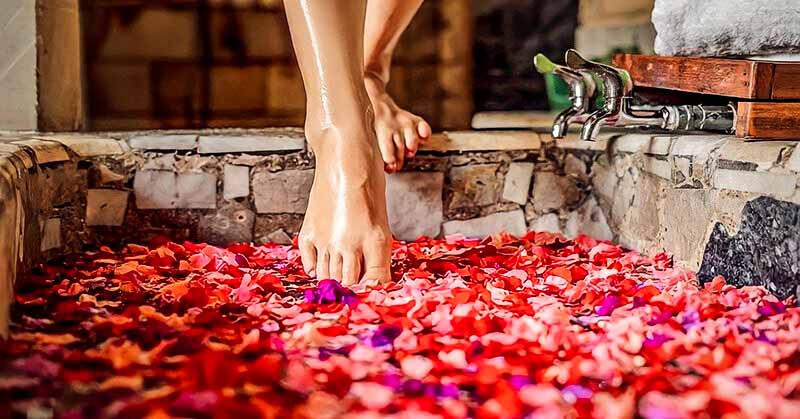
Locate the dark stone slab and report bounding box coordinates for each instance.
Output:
[698,197,800,300]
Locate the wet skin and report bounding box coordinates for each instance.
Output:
[364,0,432,173]
[286,0,429,284]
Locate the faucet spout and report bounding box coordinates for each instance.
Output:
[552,106,578,138]
[581,109,614,141]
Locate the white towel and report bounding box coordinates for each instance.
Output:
[652,0,800,57]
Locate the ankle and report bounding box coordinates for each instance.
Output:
[364,69,389,92]
[305,96,374,131]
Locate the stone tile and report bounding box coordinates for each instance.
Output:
[660,189,715,271]
[11,140,70,164]
[422,131,541,152]
[610,173,637,227]
[532,172,581,213]
[254,214,304,243]
[266,229,293,245]
[134,171,178,209]
[223,164,250,200]
[442,210,527,238]
[97,164,126,184]
[174,155,217,172]
[613,134,672,155]
[86,189,129,226]
[198,131,305,154]
[129,134,198,150]
[785,146,800,172]
[669,135,729,158]
[40,218,61,251]
[554,132,613,151]
[0,143,34,169]
[199,203,254,245]
[43,164,81,206]
[530,213,561,233]
[564,197,613,241]
[175,172,217,209]
[252,169,314,214]
[564,154,588,180]
[134,171,217,209]
[448,164,501,210]
[142,155,176,171]
[619,174,663,247]
[642,156,672,180]
[40,135,123,157]
[718,139,792,171]
[713,169,796,198]
[592,163,619,204]
[502,162,534,205]
[386,172,444,240]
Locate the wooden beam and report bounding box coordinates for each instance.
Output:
[736,102,800,140]
[611,54,796,100]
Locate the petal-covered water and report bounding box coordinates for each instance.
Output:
[2,233,799,418]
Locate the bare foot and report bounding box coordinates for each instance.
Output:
[298,116,393,286]
[364,72,432,173]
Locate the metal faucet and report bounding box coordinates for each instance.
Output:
[538,49,736,141]
[534,53,595,138]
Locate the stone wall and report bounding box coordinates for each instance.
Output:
[0,128,546,334]
[556,132,800,300]
[4,127,800,335]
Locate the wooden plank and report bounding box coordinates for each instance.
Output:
[772,64,800,100]
[736,102,800,140]
[613,54,777,99]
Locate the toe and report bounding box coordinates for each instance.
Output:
[402,123,421,157]
[316,249,331,280]
[342,251,361,286]
[391,133,405,170]
[299,236,317,276]
[377,131,399,173]
[417,119,432,140]
[362,237,392,284]
[329,252,344,282]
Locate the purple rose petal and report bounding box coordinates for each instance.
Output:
[304,279,359,307]
[509,375,531,390]
[439,383,460,399]
[596,295,621,316]
[643,333,673,349]
[370,324,403,347]
[757,300,786,317]
[648,310,673,326]
[562,384,593,401]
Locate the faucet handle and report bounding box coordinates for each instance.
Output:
[564,49,633,99]
[534,53,596,108]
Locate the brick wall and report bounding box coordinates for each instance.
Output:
[84,0,472,131]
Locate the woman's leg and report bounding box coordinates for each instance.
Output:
[364,0,432,173]
[284,0,392,285]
